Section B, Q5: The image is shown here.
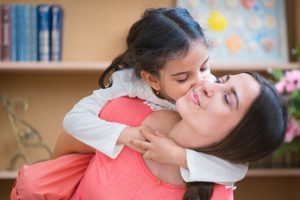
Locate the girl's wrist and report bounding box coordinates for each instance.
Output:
[173,146,187,168]
[117,127,129,145]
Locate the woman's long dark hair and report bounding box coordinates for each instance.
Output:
[98,7,207,88]
[183,72,287,200]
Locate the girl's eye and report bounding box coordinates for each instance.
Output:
[177,78,188,83]
[200,64,208,72]
[176,74,188,83]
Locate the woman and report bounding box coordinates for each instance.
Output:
[12,72,287,200]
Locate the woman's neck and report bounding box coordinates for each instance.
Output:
[142,110,184,185]
[168,119,197,141]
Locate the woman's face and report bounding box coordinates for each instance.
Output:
[173,73,260,148]
[156,40,216,102]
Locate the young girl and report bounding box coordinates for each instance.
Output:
[63,7,247,184]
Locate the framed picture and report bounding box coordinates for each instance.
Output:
[177,0,288,65]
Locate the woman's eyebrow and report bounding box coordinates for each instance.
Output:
[227,75,239,110]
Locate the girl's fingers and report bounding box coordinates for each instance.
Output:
[140,129,158,142]
[154,130,165,137]
[141,125,155,133]
[143,151,153,160]
[130,139,152,150]
[131,147,146,154]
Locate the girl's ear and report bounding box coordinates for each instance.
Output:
[140,70,161,91]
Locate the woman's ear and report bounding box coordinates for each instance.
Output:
[140,70,161,91]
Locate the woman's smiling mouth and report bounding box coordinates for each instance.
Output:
[191,90,201,107]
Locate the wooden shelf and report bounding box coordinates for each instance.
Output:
[0,62,298,72]
[210,62,299,71]
[0,171,18,179]
[1,169,300,179]
[247,169,300,177]
[0,61,110,72]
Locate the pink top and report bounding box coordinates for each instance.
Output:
[11,97,233,200]
[71,97,233,200]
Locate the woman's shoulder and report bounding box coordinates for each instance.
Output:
[143,110,181,133]
[100,97,153,126]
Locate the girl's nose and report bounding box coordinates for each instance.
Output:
[196,71,207,81]
[195,79,215,97]
[196,70,216,82]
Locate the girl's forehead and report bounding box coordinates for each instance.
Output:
[162,44,209,73]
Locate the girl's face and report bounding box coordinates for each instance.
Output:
[172,73,260,148]
[157,40,215,102]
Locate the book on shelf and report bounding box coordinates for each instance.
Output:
[16,4,26,61]
[0,7,1,59]
[1,5,11,61]
[30,5,37,61]
[10,5,17,61]
[24,5,32,61]
[0,3,64,63]
[37,4,51,62]
[50,5,63,61]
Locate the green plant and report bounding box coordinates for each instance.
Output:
[270,46,300,165]
[272,69,300,156]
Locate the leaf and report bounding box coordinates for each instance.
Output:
[273,145,287,157]
[271,69,284,81]
[292,45,300,57]
[273,137,300,158]
[288,92,300,119]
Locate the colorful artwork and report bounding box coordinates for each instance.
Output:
[177,0,288,65]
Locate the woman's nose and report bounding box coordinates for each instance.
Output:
[204,79,228,97]
[195,79,216,97]
[203,82,215,97]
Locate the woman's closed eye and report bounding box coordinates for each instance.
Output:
[224,94,230,105]
[224,93,234,108]
[216,75,230,84]
[224,92,238,111]
[215,75,238,110]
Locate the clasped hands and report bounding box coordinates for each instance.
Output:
[119,126,187,168]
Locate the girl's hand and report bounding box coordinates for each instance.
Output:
[131,128,187,167]
[118,126,147,153]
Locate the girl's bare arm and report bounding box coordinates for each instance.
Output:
[52,131,95,158]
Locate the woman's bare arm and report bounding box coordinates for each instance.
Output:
[52,131,95,159]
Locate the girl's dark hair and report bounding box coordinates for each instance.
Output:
[98,7,207,88]
[183,72,288,200]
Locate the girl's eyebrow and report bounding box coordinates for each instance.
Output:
[171,56,210,76]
